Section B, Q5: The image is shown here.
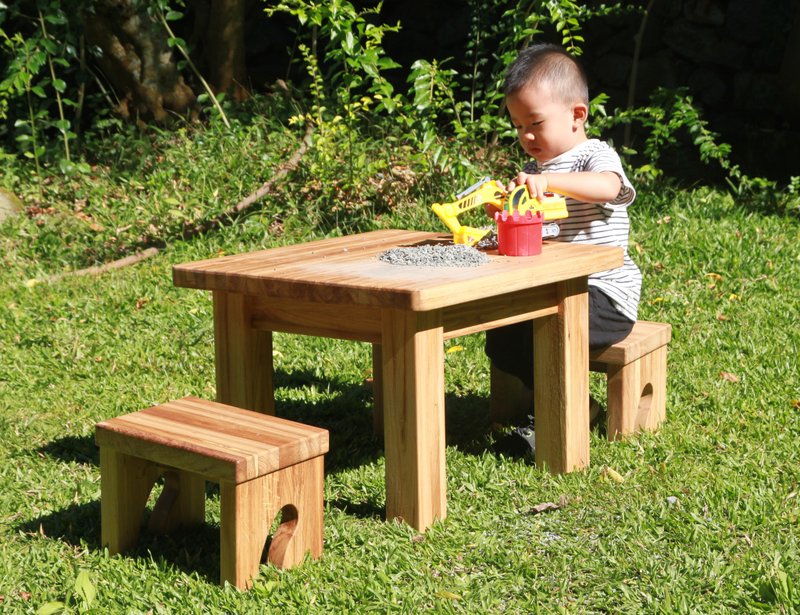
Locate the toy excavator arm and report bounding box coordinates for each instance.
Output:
[431,178,569,245]
[430,178,505,245]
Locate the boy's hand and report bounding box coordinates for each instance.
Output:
[509,172,549,201]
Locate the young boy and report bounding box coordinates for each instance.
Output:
[488,43,641,457]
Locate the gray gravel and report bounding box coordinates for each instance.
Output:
[475,230,498,250]
[378,244,490,267]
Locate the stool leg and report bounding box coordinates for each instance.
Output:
[219,456,324,589]
[148,470,206,535]
[267,456,324,568]
[605,347,667,440]
[100,447,160,554]
[220,476,268,589]
[637,346,667,431]
[605,363,632,439]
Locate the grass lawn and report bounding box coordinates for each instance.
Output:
[1,181,798,613]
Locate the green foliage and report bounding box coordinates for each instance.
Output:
[593,87,800,202]
[0,0,87,174]
[593,87,735,181]
[36,569,97,614]
[451,0,636,145]
[267,0,402,120]
[269,0,444,203]
[396,0,631,176]
[267,0,638,182]
[0,0,782,195]
[786,176,800,216]
[402,57,478,179]
[0,94,308,270]
[401,0,581,155]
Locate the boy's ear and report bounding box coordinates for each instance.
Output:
[572,103,589,127]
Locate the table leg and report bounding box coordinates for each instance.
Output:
[371,343,384,436]
[381,309,445,531]
[213,291,275,413]
[533,278,590,473]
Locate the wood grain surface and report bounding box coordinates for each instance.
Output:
[95,397,329,482]
[173,230,623,311]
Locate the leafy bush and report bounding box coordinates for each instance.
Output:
[1,0,798,235]
[0,0,90,175]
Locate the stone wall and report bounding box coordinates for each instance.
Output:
[582,0,799,181]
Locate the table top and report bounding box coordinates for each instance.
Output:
[173,229,622,311]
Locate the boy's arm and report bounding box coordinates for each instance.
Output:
[510,171,622,204]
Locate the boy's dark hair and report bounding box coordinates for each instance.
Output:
[503,44,589,107]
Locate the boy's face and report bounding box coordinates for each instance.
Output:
[506,82,587,163]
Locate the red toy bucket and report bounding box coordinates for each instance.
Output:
[494,210,543,256]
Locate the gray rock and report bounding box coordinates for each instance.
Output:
[0,188,22,224]
[688,67,728,106]
[664,22,746,68]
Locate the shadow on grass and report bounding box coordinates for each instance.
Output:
[326,498,385,520]
[36,368,383,474]
[443,391,494,454]
[39,434,99,465]
[38,368,494,474]
[322,391,492,522]
[15,499,224,584]
[273,368,384,472]
[31,370,493,551]
[17,500,102,551]
[279,375,494,464]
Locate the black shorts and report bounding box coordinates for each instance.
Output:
[484,286,635,389]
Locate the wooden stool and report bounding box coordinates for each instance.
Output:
[489,321,671,441]
[95,396,329,589]
[590,321,672,440]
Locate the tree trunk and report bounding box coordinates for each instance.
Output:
[192,0,250,102]
[82,0,196,123]
[207,0,249,101]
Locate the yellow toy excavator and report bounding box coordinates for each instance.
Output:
[431,177,568,245]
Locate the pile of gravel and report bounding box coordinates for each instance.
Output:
[378,243,489,267]
[474,230,498,250]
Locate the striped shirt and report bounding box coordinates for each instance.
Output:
[524,139,641,321]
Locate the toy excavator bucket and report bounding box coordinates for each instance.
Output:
[431,179,505,245]
[454,226,493,245]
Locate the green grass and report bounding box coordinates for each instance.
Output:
[1,149,799,612]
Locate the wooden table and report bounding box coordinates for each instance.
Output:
[173,229,622,531]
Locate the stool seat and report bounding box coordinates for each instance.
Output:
[96,396,329,589]
[589,321,672,439]
[96,397,328,482]
[589,320,672,367]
